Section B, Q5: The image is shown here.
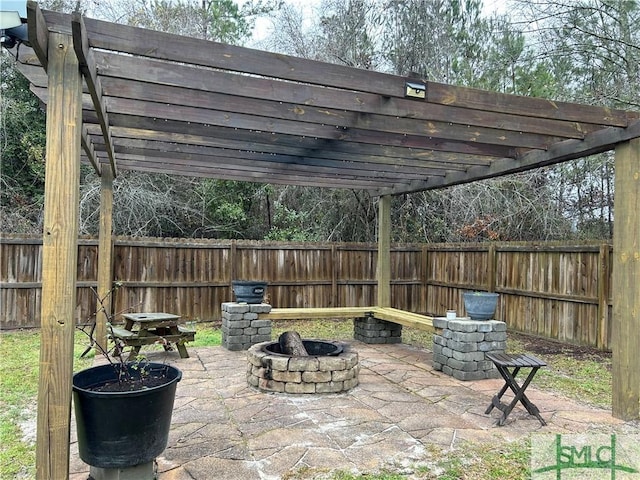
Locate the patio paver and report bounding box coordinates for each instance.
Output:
[69,341,638,479]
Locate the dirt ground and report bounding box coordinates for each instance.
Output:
[509,330,611,362]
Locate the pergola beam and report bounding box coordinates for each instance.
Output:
[71,14,117,178]
[78,15,632,125]
[80,124,101,175]
[13,10,637,194]
[92,155,390,189]
[379,119,640,195]
[26,2,48,71]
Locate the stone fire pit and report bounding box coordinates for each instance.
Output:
[247,336,359,394]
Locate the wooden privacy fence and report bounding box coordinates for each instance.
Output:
[1,235,613,350]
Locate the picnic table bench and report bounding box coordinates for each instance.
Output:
[110,313,196,361]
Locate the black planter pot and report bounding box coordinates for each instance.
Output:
[232,280,267,303]
[72,362,182,469]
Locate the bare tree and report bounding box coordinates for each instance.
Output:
[508,0,640,239]
[259,2,324,57]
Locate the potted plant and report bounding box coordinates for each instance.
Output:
[462,291,499,320]
[73,286,182,472]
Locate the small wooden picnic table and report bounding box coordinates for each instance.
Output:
[110,312,195,361]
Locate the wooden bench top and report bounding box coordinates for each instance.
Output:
[258,306,374,320]
[258,306,434,332]
[372,307,434,331]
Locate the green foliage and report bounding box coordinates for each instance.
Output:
[552,155,615,240]
[198,180,269,238]
[263,187,376,242]
[0,56,46,220]
[2,0,636,243]
[536,358,612,408]
[540,0,639,109]
[272,318,354,341]
[265,204,315,241]
[436,457,465,480]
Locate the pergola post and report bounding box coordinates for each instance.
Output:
[96,168,114,350]
[612,137,640,420]
[377,195,391,307]
[35,33,82,479]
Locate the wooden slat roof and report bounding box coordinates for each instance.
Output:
[9,4,640,196]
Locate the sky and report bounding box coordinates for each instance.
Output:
[237,0,319,44]
[237,0,507,45]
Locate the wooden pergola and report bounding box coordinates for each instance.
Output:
[6,2,639,478]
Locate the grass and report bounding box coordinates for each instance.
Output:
[0,329,94,479]
[282,440,530,479]
[402,324,612,409]
[0,319,613,479]
[0,330,40,479]
[188,321,222,347]
[0,322,218,479]
[506,335,612,408]
[272,318,356,341]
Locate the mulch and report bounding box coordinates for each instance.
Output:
[509,330,611,362]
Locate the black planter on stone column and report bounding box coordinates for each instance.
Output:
[232,280,267,303]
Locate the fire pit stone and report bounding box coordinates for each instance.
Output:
[247,337,359,394]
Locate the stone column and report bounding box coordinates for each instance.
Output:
[221,302,272,351]
[354,315,402,344]
[432,317,507,380]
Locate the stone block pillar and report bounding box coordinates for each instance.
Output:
[432,317,507,381]
[354,315,402,344]
[222,302,272,351]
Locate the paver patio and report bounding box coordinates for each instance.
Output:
[69,341,638,479]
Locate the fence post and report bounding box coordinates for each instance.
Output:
[487,244,497,292]
[597,243,610,350]
[331,244,338,307]
[421,244,429,313]
[230,239,237,295]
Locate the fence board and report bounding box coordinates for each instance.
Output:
[0,235,613,350]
